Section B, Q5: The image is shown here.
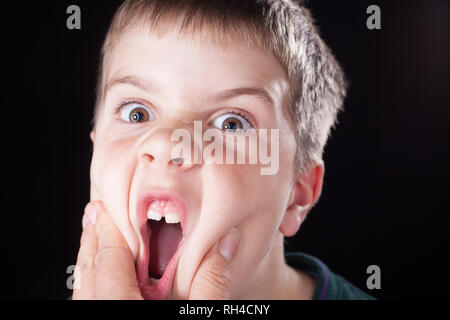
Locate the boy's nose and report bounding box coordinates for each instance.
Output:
[138,124,199,171]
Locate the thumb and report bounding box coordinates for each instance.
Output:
[92,201,142,300]
[189,228,240,300]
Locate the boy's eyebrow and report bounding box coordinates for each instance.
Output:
[105,75,155,97]
[105,75,275,109]
[207,86,275,110]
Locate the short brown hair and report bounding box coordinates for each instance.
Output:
[94,0,347,172]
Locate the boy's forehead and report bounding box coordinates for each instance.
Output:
[104,27,289,106]
[107,27,280,73]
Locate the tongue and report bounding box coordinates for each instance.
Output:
[148,220,183,279]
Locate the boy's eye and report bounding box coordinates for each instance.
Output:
[212,113,252,132]
[119,103,155,123]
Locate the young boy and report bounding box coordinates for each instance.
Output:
[73,0,375,300]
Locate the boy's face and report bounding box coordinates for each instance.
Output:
[90,27,298,299]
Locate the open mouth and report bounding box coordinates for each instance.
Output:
[136,191,187,300]
[147,200,184,283]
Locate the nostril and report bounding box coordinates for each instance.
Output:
[143,154,154,162]
[170,157,184,166]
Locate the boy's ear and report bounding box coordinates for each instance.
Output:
[90,130,95,143]
[279,162,324,237]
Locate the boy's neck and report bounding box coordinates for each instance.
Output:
[235,235,317,299]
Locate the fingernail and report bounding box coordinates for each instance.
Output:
[82,203,97,229]
[219,228,240,263]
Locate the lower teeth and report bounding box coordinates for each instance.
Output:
[150,277,160,285]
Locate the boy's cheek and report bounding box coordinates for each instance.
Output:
[89,155,103,201]
[89,144,141,260]
[199,160,292,235]
[199,163,292,283]
[89,136,136,197]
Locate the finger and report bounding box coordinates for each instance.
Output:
[92,201,142,300]
[73,204,99,300]
[189,228,240,300]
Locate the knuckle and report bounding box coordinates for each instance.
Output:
[76,256,95,273]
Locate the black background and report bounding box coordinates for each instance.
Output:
[1,0,448,299]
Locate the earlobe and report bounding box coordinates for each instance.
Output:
[279,163,325,237]
[279,196,305,237]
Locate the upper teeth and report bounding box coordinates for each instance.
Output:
[147,210,180,224]
[165,213,180,224]
[147,210,162,221]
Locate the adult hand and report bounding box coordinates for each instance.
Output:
[72,201,240,300]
